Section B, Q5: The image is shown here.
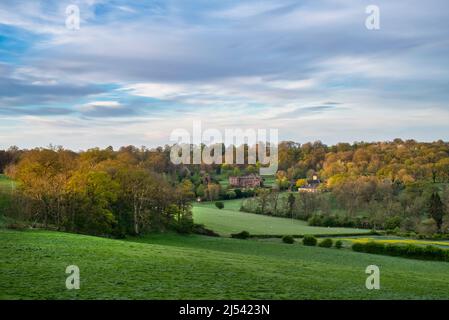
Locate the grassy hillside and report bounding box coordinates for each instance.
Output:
[1,229,449,299]
[193,200,369,236]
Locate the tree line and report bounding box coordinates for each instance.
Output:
[1,139,449,237]
[2,147,196,237]
[241,178,449,236]
[276,139,449,185]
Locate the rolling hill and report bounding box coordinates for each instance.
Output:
[2,229,449,299]
[192,199,369,236]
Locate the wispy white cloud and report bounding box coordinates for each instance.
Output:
[78,100,122,111]
[0,0,449,149]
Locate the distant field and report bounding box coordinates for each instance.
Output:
[2,229,449,299]
[193,199,369,236]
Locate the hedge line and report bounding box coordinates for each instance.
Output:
[352,241,449,262]
[248,231,378,239]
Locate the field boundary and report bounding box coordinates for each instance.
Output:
[248,231,380,239]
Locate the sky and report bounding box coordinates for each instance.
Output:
[0,0,448,150]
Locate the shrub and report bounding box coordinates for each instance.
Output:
[352,241,449,262]
[307,213,370,229]
[318,238,333,248]
[352,242,365,252]
[363,241,385,254]
[308,215,323,226]
[302,235,317,246]
[234,188,243,198]
[215,201,224,209]
[231,231,250,239]
[111,226,127,239]
[193,224,220,237]
[335,240,343,249]
[322,216,337,228]
[241,188,256,198]
[282,235,295,244]
[174,217,195,234]
[417,218,438,236]
[225,190,236,199]
[6,222,27,230]
[384,216,402,230]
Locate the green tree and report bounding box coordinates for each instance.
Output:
[428,192,444,232]
[196,184,205,199]
[67,170,119,235]
[116,167,156,235]
[295,178,307,188]
[256,188,271,214]
[287,193,296,219]
[206,184,221,201]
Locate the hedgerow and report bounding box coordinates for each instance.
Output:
[352,241,449,262]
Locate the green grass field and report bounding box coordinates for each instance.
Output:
[2,182,449,300]
[193,199,369,236]
[2,228,449,299]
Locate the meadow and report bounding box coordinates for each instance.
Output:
[193,199,369,236]
[2,228,449,299]
[2,187,449,300]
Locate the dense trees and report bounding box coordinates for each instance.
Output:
[0,147,21,173]
[4,147,194,236]
[2,138,449,237]
[270,139,449,185]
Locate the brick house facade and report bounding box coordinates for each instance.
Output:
[229,174,262,188]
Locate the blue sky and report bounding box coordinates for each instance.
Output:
[0,0,449,150]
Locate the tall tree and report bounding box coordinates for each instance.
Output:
[116,167,155,235]
[287,193,296,219]
[428,192,444,232]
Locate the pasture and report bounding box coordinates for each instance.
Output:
[193,199,369,236]
[2,229,449,299]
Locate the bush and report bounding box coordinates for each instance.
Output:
[352,241,449,262]
[335,240,343,249]
[307,215,323,226]
[193,224,220,237]
[362,241,385,254]
[307,213,371,229]
[215,201,224,209]
[417,218,438,236]
[352,242,364,252]
[6,222,27,230]
[302,235,317,246]
[234,188,243,198]
[282,235,295,244]
[231,230,250,239]
[111,226,127,239]
[225,190,236,199]
[384,216,402,230]
[174,217,195,234]
[318,238,333,248]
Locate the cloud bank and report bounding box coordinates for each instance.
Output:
[0,0,448,149]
